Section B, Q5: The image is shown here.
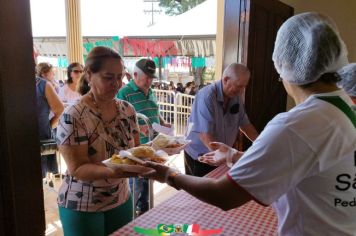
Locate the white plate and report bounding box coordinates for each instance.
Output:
[152,139,191,155]
[103,148,169,168]
[102,159,117,169]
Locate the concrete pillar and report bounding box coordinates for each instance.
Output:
[215,0,225,81]
[65,0,83,64]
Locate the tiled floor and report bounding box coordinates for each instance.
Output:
[44,152,185,236]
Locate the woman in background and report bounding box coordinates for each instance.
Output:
[37,62,59,93]
[58,62,83,103]
[176,82,184,93]
[76,74,90,96]
[35,64,64,187]
[184,81,193,94]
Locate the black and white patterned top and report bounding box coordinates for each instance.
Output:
[56,99,139,212]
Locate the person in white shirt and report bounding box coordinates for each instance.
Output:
[58,62,83,103]
[338,63,356,104]
[142,12,356,236]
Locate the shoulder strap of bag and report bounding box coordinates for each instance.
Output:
[316,96,356,128]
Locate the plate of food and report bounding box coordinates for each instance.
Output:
[151,133,191,155]
[103,146,168,168]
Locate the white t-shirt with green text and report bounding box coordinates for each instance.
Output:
[229,90,356,236]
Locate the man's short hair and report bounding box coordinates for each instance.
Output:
[223,63,250,80]
[134,66,146,78]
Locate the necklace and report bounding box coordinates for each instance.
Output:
[89,92,118,134]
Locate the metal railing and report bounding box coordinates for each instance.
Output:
[174,92,195,136]
[153,89,176,125]
[135,113,154,216]
[153,89,195,136]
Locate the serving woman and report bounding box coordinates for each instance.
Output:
[143,13,356,236]
[56,46,152,236]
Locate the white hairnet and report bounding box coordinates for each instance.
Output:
[272,12,348,85]
[337,63,356,96]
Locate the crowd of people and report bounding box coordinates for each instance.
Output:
[36,59,197,191]
[151,80,201,96]
[35,12,356,236]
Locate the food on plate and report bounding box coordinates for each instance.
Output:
[149,156,166,163]
[110,154,136,165]
[152,133,171,147]
[151,133,190,155]
[130,146,167,163]
[130,146,156,158]
[152,133,184,148]
[109,147,167,166]
[122,158,137,165]
[166,143,183,148]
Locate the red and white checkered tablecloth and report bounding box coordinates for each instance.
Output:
[112,165,278,236]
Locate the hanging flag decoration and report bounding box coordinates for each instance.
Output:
[57,57,69,68]
[191,57,206,68]
[121,37,178,57]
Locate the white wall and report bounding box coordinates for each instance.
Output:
[280,0,356,61]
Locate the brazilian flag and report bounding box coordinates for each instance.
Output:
[157,224,175,234]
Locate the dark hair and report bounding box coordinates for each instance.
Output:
[77,74,90,95]
[185,82,192,87]
[300,72,341,88]
[36,62,53,77]
[85,46,122,73]
[67,62,83,84]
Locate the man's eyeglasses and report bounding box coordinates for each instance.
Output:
[72,69,83,74]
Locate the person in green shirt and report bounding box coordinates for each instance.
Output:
[117,58,171,215]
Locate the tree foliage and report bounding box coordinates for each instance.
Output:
[159,0,207,16]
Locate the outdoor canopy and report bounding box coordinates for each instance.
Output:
[32,0,216,58]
